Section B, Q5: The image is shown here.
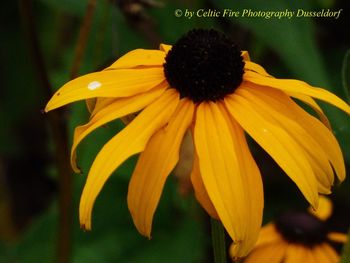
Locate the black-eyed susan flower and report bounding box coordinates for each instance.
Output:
[45,29,350,257]
[241,196,348,263]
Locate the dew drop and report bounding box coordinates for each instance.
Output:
[88,81,102,90]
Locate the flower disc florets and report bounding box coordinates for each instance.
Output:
[275,211,328,246]
[164,29,244,103]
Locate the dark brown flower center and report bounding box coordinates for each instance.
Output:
[163,29,244,103]
[275,210,328,246]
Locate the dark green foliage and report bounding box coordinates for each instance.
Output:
[1,0,349,262]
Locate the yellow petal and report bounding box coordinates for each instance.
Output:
[45,68,165,112]
[244,61,270,77]
[79,89,179,230]
[328,232,348,243]
[241,51,250,61]
[225,93,319,208]
[237,86,335,194]
[90,97,116,117]
[173,131,194,185]
[312,245,330,263]
[190,152,219,220]
[127,98,194,237]
[242,85,346,183]
[308,195,333,221]
[279,97,344,182]
[255,223,283,247]
[308,247,320,263]
[286,92,331,129]
[244,71,350,115]
[243,242,287,263]
[71,85,166,173]
[159,44,172,53]
[285,244,315,263]
[194,102,264,257]
[106,49,166,70]
[312,244,335,263]
[85,98,97,113]
[321,243,340,263]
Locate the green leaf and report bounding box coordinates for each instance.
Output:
[340,228,350,263]
[13,206,58,263]
[342,49,350,103]
[37,0,89,17]
[213,0,327,84]
[149,0,214,44]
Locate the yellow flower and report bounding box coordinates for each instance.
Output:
[45,29,350,257]
[241,196,348,263]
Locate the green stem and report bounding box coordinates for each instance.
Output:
[211,218,227,263]
[70,0,97,79]
[19,1,72,262]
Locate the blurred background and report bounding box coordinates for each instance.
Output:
[1,0,350,262]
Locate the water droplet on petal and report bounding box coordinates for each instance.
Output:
[88,81,102,90]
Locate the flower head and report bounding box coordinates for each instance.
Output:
[45,29,350,257]
[241,196,348,262]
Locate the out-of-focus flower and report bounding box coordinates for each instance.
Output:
[241,196,347,263]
